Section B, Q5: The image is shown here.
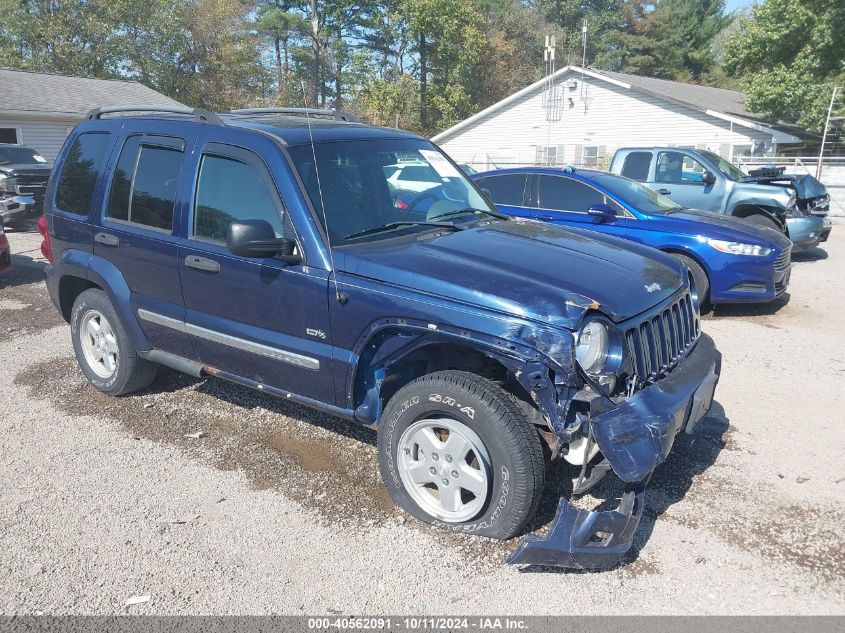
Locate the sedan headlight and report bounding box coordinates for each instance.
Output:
[706,239,771,257]
[576,320,609,373]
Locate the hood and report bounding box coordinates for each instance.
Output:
[338,220,685,329]
[650,208,791,249]
[741,173,826,200]
[0,164,53,178]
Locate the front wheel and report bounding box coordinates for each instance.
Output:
[378,371,544,540]
[743,213,782,233]
[671,253,711,313]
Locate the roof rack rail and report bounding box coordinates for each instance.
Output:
[85,106,223,125]
[227,107,360,122]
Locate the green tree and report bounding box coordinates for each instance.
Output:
[621,0,730,81]
[256,3,309,104]
[723,0,845,131]
[539,0,626,69]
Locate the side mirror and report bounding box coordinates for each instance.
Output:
[702,170,716,185]
[226,219,301,264]
[587,203,617,222]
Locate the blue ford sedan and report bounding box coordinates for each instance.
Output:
[472,167,793,307]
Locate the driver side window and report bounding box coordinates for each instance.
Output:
[193,150,285,243]
[657,151,707,184]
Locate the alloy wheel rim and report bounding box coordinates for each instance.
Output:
[397,417,490,522]
[79,310,119,379]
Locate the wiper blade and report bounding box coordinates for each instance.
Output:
[343,221,461,241]
[428,207,510,221]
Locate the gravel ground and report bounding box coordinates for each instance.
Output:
[1,227,844,615]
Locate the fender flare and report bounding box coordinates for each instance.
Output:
[348,318,576,433]
[85,254,151,351]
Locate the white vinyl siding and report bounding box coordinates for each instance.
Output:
[437,73,774,169]
[0,116,79,161]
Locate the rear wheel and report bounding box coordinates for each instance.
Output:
[671,253,711,313]
[378,370,544,540]
[70,289,158,395]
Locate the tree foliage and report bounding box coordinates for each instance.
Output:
[723,0,845,132]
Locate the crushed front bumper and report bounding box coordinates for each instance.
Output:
[0,195,39,226]
[509,333,721,569]
[786,215,825,251]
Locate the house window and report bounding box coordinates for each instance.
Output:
[582,146,599,168]
[0,128,20,144]
[535,145,564,166]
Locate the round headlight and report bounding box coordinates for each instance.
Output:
[575,320,609,373]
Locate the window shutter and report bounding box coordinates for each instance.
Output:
[534,145,543,166]
[598,145,606,166]
[574,144,583,166]
[556,144,566,165]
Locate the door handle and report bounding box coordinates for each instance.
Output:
[94,232,119,246]
[656,189,672,196]
[184,255,220,273]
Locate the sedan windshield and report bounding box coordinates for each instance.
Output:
[0,146,49,166]
[287,138,495,245]
[699,149,746,180]
[587,172,682,215]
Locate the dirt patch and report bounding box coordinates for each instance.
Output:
[0,252,64,342]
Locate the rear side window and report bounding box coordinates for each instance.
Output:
[538,176,605,212]
[477,174,527,206]
[193,153,284,243]
[107,136,185,231]
[55,133,111,216]
[621,152,652,181]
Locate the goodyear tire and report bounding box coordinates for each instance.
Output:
[378,371,544,540]
[70,288,158,395]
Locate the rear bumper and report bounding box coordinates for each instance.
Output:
[787,216,825,250]
[508,334,721,569]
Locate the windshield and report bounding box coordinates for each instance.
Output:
[0,146,49,166]
[287,138,495,245]
[699,150,745,180]
[587,172,682,215]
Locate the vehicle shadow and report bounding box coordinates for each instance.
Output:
[707,293,790,318]
[791,246,828,262]
[146,368,379,447]
[518,400,730,574]
[0,252,47,288]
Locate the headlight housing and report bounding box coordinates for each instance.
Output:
[575,320,609,373]
[706,239,771,257]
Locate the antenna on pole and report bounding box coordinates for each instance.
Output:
[581,18,588,110]
[542,34,561,122]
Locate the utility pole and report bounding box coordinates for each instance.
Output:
[817,85,839,180]
[581,19,588,112]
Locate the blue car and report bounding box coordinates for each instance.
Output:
[472,167,793,307]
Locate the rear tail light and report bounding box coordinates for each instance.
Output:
[37,216,53,263]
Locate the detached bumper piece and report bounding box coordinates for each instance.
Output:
[508,478,647,569]
[508,334,721,570]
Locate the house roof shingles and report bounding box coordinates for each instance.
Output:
[0,68,185,116]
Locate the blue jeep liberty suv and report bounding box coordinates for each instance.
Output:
[41,106,721,569]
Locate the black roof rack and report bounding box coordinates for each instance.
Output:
[85,106,223,125]
[227,107,360,122]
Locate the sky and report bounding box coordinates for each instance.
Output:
[725,0,754,12]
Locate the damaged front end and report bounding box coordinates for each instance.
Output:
[509,310,722,570]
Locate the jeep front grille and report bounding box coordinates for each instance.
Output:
[625,291,700,382]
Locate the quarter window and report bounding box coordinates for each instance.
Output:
[193,153,284,243]
[107,136,184,231]
[55,133,111,216]
[477,174,528,207]
[538,176,605,212]
[0,128,19,144]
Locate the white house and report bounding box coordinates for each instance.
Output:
[433,66,810,171]
[0,68,185,161]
